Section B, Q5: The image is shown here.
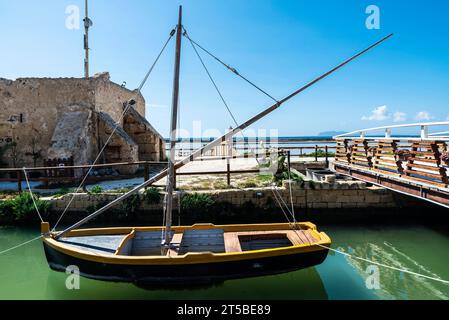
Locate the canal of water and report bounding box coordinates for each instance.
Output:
[1,222,449,300]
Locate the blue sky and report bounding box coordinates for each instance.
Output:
[1,0,448,137]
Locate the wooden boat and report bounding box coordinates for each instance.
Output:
[41,222,330,284]
[39,6,391,284]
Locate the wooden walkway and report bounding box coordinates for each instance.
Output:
[333,122,449,208]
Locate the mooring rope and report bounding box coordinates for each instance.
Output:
[323,244,449,285]
[0,235,42,256]
[51,28,176,231]
[265,171,449,287]
[269,189,449,286]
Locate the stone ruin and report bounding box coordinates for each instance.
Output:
[0,72,166,176]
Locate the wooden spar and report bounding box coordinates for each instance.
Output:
[54,33,393,239]
[163,6,183,246]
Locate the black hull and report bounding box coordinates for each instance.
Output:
[43,242,329,285]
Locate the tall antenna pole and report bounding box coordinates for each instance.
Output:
[163,5,183,248]
[83,0,92,78]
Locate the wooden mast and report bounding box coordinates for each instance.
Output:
[54,33,393,240]
[163,6,183,247]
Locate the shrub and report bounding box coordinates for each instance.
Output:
[119,194,142,215]
[106,187,133,194]
[0,193,50,223]
[89,185,103,194]
[274,170,303,186]
[143,187,161,204]
[305,149,335,158]
[237,180,258,188]
[52,187,74,198]
[212,180,229,190]
[181,193,215,212]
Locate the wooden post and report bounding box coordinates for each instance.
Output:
[143,163,149,189]
[174,171,177,190]
[315,145,318,162]
[325,145,329,167]
[287,150,292,175]
[227,161,231,187]
[17,170,22,193]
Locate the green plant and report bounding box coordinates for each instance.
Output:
[106,187,133,194]
[119,194,142,215]
[89,185,103,194]
[273,171,303,186]
[86,200,109,215]
[143,187,161,204]
[181,193,215,212]
[272,154,303,186]
[52,187,74,198]
[212,180,229,190]
[305,149,335,158]
[238,180,258,188]
[0,193,50,223]
[256,174,274,184]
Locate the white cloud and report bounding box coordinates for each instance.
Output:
[415,111,432,121]
[361,105,390,121]
[393,112,406,123]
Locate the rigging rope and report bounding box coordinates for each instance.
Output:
[51,28,176,231]
[185,29,240,128]
[182,28,279,104]
[286,162,296,223]
[184,28,267,167]
[22,168,44,223]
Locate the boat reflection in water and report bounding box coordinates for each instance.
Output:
[338,241,449,300]
[45,265,328,300]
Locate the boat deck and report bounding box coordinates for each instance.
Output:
[59,235,127,255]
[56,228,319,257]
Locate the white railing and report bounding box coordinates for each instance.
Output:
[334,122,449,141]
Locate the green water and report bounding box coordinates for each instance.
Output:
[1,223,449,300]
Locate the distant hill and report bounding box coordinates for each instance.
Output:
[318,131,347,137]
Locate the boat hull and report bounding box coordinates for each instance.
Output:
[41,222,331,285]
[43,241,329,284]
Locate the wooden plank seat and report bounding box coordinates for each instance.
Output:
[223,230,317,253]
[178,229,226,255]
[131,231,174,256]
[167,233,184,257]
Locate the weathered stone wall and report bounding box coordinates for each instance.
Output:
[49,181,411,214]
[93,72,145,123]
[97,112,139,174]
[47,107,96,170]
[0,77,95,167]
[123,107,165,162]
[0,72,164,168]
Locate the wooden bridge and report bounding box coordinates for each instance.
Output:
[332,122,449,208]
